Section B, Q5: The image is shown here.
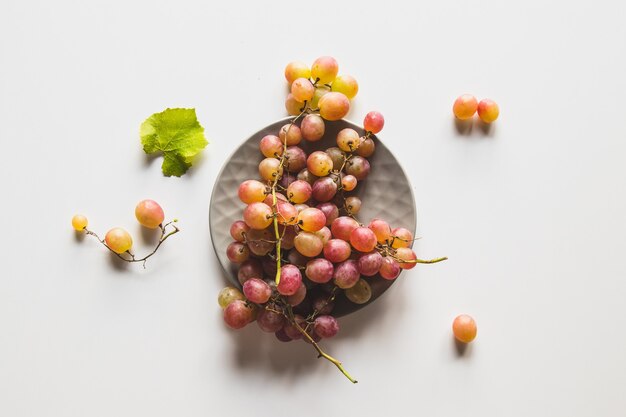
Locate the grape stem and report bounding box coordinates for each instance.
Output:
[83,220,180,268]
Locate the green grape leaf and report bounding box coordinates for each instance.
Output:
[140,108,208,177]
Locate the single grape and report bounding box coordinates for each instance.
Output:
[333,259,360,289]
[363,111,384,133]
[238,179,267,204]
[453,314,477,343]
[453,94,478,120]
[291,77,315,102]
[287,249,309,267]
[283,314,306,340]
[237,258,263,285]
[336,128,361,152]
[345,196,362,215]
[341,174,357,191]
[325,147,345,170]
[305,258,334,283]
[277,264,303,296]
[297,168,318,185]
[226,241,249,263]
[297,207,326,232]
[396,247,417,270]
[331,74,358,99]
[477,99,499,123]
[331,216,359,242]
[135,199,165,229]
[345,156,370,180]
[243,278,272,304]
[258,158,284,182]
[323,238,352,263]
[316,202,339,226]
[279,225,297,250]
[276,201,298,225]
[223,299,254,329]
[311,177,338,202]
[391,227,413,248]
[105,228,133,254]
[259,134,284,158]
[230,220,249,242]
[379,256,401,280]
[314,315,339,338]
[284,146,307,173]
[243,202,273,230]
[345,278,372,304]
[311,85,330,109]
[368,218,392,244]
[279,124,302,146]
[318,92,350,121]
[294,231,324,257]
[285,93,304,116]
[218,286,246,309]
[311,56,339,84]
[287,180,312,204]
[300,114,325,141]
[257,307,285,333]
[350,226,377,253]
[312,296,334,315]
[307,151,334,177]
[356,138,375,157]
[275,328,292,342]
[285,61,311,84]
[357,251,383,276]
[279,172,297,189]
[263,191,288,206]
[286,283,307,306]
[314,226,332,245]
[246,228,274,256]
[71,214,88,231]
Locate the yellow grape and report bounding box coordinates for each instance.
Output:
[306,151,333,177]
[291,78,315,102]
[285,93,304,116]
[71,214,88,231]
[453,314,477,343]
[336,128,361,152]
[258,158,284,181]
[331,74,358,99]
[453,94,478,120]
[311,56,338,84]
[477,99,499,123]
[311,85,330,109]
[105,227,133,254]
[284,61,311,84]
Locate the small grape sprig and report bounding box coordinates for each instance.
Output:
[72,199,179,267]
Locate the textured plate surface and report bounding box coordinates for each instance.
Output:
[209,117,416,317]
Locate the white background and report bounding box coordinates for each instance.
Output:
[1,0,625,415]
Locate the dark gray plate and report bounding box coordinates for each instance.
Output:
[209,117,416,317]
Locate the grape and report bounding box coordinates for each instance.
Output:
[345,156,370,180]
[283,314,306,340]
[226,241,249,263]
[331,216,359,242]
[379,256,401,280]
[238,179,267,204]
[313,315,339,338]
[336,128,361,152]
[356,138,375,157]
[105,228,133,254]
[291,77,315,102]
[277,264,303,296]
[318,92,350,121]
[276,201,298,225]
[345,196,362,215]
[350,227,377,253]
[333,260,360,289]
[287,180,312,204]
[311,85,330,109]
[257,307,285,332]
[297,207,326,232]
[311,177,338,202]
[325,147,345,170]
[305,258,334,283]
[297,168,318,185]
[314,226,332,245]
[345,279,372,304]
[357,251,383,276]
[223,299,254,329]
[71,214,88,231]
[331,74,358,99]
[391,227,413,248]
[247,228,274,256]
[368,218,392,244]
[279,124,302,146]
[284,146,307,172]
[259,134,283,158]
[287,249,309,267]
[286,283,307,306]
[275,328,292,342]
[263,191,287,206]
[262,257,278,277]
[238,258,263,284]
[279,172,297,189]
[135,199,165,229]
[279,225,297,250]
[243,278,272,304]
[452,314,477,343]
[294,231,324,257]
[312,296,334,315]
[477,99,499,123]
[316,202,339,226]
[285,93,304,116]
[294,203,309,213]
[395,247,417,270]
[217,286,245,309]
[311,56,338,84]
[323,238,351,263]
[285,61,311,84]
[230,220,249,242]
[259,158,284,181]
[363,111,384,133]
[341,175,357,191]
[453,94,478,120]
[300,114,325,141]
[307,151,333,177]
[243,202,273,230]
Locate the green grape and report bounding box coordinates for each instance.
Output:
[218,286,245,309]
[331,74,359,99]
[345,279,372,304]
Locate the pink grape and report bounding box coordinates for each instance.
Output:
[345,156,370,180]
[300,114,325,141]
[287,180,312,204]
[291,77,315,102]
[135,199,165,229]
[363,111,384,133]
[307,151,334,177]
[226,241,249,263]
[316,202,338,226]
[396,247,417,270]
[368,219,392,244]
[314,315,339,338]
[230,220,249,242]
[477,99,499,123]
[311,177,338,202]
[356,138,375,157]
[237,258,263,285]
[333,260,360,289]
[294,231,324,257]
[323,238,351,263]
[345,196,361,215]
[311,56,338,84]
[297,168,318,185]
[391,227,413,248]
[285,93,304,116]
[258,158,284,181]
[284,61,311,84]
[243,202,273,230]
[305,258,334,283]
[259,134,283,158]
[246,228,274,256]
[276,201,298,225]
[350,227,377,252]
[341,174,357,191]
[279,124,302,146]
[331,216,359,242]
[105,228,133,254]
[453,94,478,120]
[263,191,287,206]
[223,300,254,329]
[336,128,361,152]
[379,256,401,280]
[243,278,272,304]
[257,308,285,332]
[325,147,345,170]
[345,279,372,304]
[284,146,307,172]
[298,207,326,232]
[314,226,332,245]
[277,264,303,296]
[318,92,350,121]
[286,283,307,306]
[357,251,383,276]
[312,297,334,315]
[331,74,359,99]
[238,179,267,204]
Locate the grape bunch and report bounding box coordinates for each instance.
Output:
[218,57,446,382]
